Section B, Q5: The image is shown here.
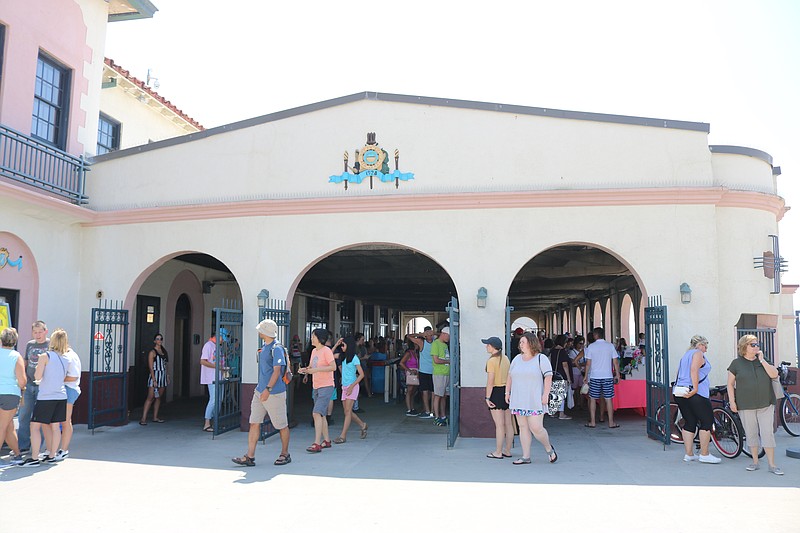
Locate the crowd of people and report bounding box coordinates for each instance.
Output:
[0,321,81,467]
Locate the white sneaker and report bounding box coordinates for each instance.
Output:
[683,454,698,462]
[53,449,68,461]
[38,451,50,460]
[699,454,722,464]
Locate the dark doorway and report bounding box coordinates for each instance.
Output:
[173,294,192,398]
[0,288,19,332]
[134,295,161,407]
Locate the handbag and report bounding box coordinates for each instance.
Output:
[566,386,575,409]
[540,354,567,416]
[406,370,420,386]
[672,385,691,398]
[771,378,784,401]
[580,382,589,395]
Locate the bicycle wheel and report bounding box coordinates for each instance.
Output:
[780,393,800,436]
[656,403,683,443]
[710,408,742,458]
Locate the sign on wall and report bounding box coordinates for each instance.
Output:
[329,132,414,190]
[0,303,11,329]
[0,247,23,271]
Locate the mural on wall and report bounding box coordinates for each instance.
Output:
[0,303,10,329]
[0,247,23,271]
[329,132,414,190]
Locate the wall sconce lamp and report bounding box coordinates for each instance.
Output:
[257,289,269,308]
[679,283,692,304]
[477,287,488,308]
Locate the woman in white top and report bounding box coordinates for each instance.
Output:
[505,332,557,465]
[59,344,81,460]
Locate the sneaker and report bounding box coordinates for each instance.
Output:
[42,455,58,464]
[19,458,40,468]
[9,454,25,466]
[405,409,418,417]
[417,412,434,419]
[745,463,760,471]
[699,454,722,464]
[769,466,784,476]
[683,454,698,462]
[53,450,68,461]
[38,451,50,460]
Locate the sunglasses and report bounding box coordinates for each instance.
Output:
[749,342,759,348]
[155,337,163,341]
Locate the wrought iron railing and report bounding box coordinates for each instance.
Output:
[0,124,89,204]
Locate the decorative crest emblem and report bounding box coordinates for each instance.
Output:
[329,132,414,190]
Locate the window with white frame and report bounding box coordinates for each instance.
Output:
[31,53,71,148]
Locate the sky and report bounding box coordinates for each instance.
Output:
[105,0,800,291]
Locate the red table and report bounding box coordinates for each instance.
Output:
[612,379,646,414]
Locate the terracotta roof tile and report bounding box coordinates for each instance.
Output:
[104,57,205,130]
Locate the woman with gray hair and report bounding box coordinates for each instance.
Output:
[727,335,782,475]
[0,327,26,465]
[672,335,721,464]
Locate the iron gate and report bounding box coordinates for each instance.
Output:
[212,302,243,436]
[88,301,129,431]
[505,301,514,362]
[644,296,670,445]
[447,297,460,448]
[258,298,290,441]
[736,328,776,364]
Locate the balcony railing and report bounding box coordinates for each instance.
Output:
[0,124,89,204]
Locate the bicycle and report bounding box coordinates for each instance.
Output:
[656,385,745,459]
[777,361,800,436]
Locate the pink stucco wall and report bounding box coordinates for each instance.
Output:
[0,231,40,343]
[0,0,94,155]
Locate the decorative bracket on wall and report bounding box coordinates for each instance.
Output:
[753,234,788,294]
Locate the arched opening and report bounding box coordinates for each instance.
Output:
[288,243,458,425]
[507,243,648,425]
[125,253,241,417]
[511,316,537,332]
[0,232,40,334]
[620,293,634,343]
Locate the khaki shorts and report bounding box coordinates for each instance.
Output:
[433,374,450,397]
[739,404,776,449]
[249,389,288,429]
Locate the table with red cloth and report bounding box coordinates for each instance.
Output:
[612,379,646,415]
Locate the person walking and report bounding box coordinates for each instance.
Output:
[0,328,26,465]
[727,335,783,475]
[232,319,291,467]
[299,329,336,453]
[140,333,168,425]
[673,335,721,464]
[505,332,557,465]
[200,334,217,432]
[399,338,420,416]
[334,336,367,443]
[482,336,513,460]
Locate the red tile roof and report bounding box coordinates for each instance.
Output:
[104,57,204,130]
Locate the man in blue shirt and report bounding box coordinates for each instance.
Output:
[232,319,291,467]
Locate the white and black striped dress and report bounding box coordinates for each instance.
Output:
[148,349,168,388]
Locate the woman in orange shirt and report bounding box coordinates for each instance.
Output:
[299,329,337,453]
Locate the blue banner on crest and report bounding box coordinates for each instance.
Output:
[329,169,414,184]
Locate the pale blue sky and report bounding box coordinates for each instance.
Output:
[106,0,800,291]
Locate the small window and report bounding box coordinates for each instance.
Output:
[97,113,121,154]
[31,53,71,149]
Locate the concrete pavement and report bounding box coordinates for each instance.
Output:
[2,397,799,531]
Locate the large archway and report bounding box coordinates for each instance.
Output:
[124,252,242,414]
[287,243,459,427]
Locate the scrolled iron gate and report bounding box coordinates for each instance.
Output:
[212,302,243,436]
[258,298,290,441]
[447,297,460,448]
[644,296,670,445]
[88,301,129,431]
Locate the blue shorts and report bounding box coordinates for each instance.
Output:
[588,378,615,399]
[66,387,81,405]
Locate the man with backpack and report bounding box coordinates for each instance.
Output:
[232,319,291,467]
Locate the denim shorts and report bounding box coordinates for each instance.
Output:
[66,387,81,405]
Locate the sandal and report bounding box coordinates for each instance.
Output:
[547,446,558,463]
[502,453,512,458]
[306,443,322,453]
[486,453,504,459]
[321,440,332,449]
[274,453,291,466]
[139,421,147,426]
[203,426,213,432]
[360,424,368,439]
[512,457,531,465]
[232,455,255,467]
[333,437,346,444]
[153,419,165,423]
